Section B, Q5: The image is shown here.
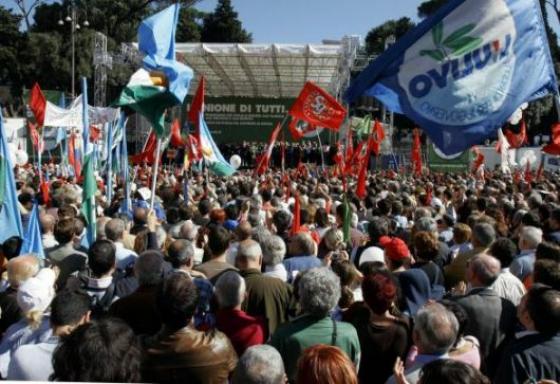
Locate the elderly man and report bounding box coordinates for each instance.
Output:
[109,251,164,335]
[261,235,288,282]
[453,254,517,374]
[445,223,496,289]
[386,302,459,384]
[0,256,40,333]
[488,238,526,306]
[232,345,286,384]
[494,286,560,384]
[39,214,58,249]
[283,233,322,283]
[236,239,292,334]
[270,267,360,382]
[105,218,138,271]
[214,271,266,355]
[511,226,542,283]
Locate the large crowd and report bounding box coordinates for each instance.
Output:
[0,161,559,384]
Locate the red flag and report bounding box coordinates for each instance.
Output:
[543,123,560,155]
[256,123,282,175]
[131,131,157,165]
[188,77,205,127]
[344,130,354,175]
[370,119,385,156]
[170,119,185,147]
[89,126,102,142]
[536,160,544,182]
[27,121,41,152]
[186,134,202,162]
[289,82,346,131]
[525,161,533,184]
[411,129,423,176]
[504,120,527,148]
[291,194,301,235]
[356,149,370,199]
[68,133,81,177]
[29,83,46,127]
[471,147,485,174]
[513,168,521,184]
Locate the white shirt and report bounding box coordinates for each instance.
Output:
[264,264,288,282]
[114,242,138,270]
[42,234,58,249]
[490,268,526,306]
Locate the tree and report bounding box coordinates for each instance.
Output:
[0,6,23,84]
[417,0,449,19]
[365,17,415,55]
[201,0,252,43]
[177,7,205,42]
[8,0,45,30]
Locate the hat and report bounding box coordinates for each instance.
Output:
[379,236,410,261]
[137,187,152,201]
[17,268,56,314]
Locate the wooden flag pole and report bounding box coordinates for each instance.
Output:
[150,138,162,210]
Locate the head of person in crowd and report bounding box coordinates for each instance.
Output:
[414,217,438,238]
[0,236,23,264]
[54,218,77,245]
[95,216,111,240]
[134,251,164,287]
[88,240,116,279]
[488,237,517,269]
[414,231,439,262]
[368,217,390,245]
[133,207,148,227]
[418,359,490,384]
[439,300,470,349]
[362,269,399,316]
[7,255,40,289]
[548,207,560,232]
[273,210,292,235]
[208,225,231,259]
[381,237,412,271]
[215,271,245,310]
[288,233,316,257]
[536,241,560,262]
[466,254,501,288]
[298,267,340,318]
[295,344,358,384]
[518,226,543,251]
[235,239,263,271]
[413,302,459,355]
[210,208,226,226]
[156,272,198,331]
[331,260,361,309]
[453,223,472,246]
[40,213,56,236]
[51,318,142,382]
[105,218,127,243]
[232,345,286,384]
[471,223,496,249]
[517,285,560,336]
[50,289,92,336]
[533,259,560,290]
[57,205,78,221]
[17,268,57,329]
[261,235,286,269]
[315,208,329,229]
[167,239,196,271]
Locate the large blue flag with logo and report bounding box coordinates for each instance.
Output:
[345,0,558,155]
[0,111,24,243]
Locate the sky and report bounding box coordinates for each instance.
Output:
[0,0,423,43]
[1,0,558,44]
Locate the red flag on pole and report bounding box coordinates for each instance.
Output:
[543,123,560,155]
[256,123,282,175]
[188,77,205,127]
[525,161,533,184]
[170,119,185,147]
[370,119,385,156]
[356,149,370,199]
[289,82,346,131]
[131,131,157,165]
[291,194,301,235]
[536,160,544,182]
[411,129,423,176]
[288,119,316,140]
[504,119,527,148]
[29,83,46,127]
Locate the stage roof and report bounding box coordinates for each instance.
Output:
[175,39,358,99]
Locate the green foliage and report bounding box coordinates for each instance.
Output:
[177,7,205,42]
[0,6,23,87]
[365,17,415,55]
[417,0,449,19]
[201,0,252,43]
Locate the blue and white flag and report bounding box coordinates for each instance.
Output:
[21,202,44,259]
[199,113,236,176]
[345,0,558,155]
[0,111,24,243]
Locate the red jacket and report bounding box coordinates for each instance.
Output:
[215,308,267,356]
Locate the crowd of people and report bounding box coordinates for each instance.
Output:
[0,162,559,384]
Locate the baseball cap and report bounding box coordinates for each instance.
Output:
[379,236,410,261]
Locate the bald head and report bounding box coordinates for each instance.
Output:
[468,254,501,287]
[133,207,148,226]
[7,255,40,288]
[236,239,263,270]
[39,214,56,234]
[105,219,126,242]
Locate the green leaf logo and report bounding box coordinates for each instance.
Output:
[425,22,482,62]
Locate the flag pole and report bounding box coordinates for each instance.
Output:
[150,138,162,210]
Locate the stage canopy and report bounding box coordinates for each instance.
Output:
[175,38,359,99]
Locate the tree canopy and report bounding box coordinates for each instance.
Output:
[200,0,252,43]
[365,17,415,55]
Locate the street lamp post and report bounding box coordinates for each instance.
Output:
[58,1,89,98]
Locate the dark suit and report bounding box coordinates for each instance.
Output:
[453,287,517,374]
